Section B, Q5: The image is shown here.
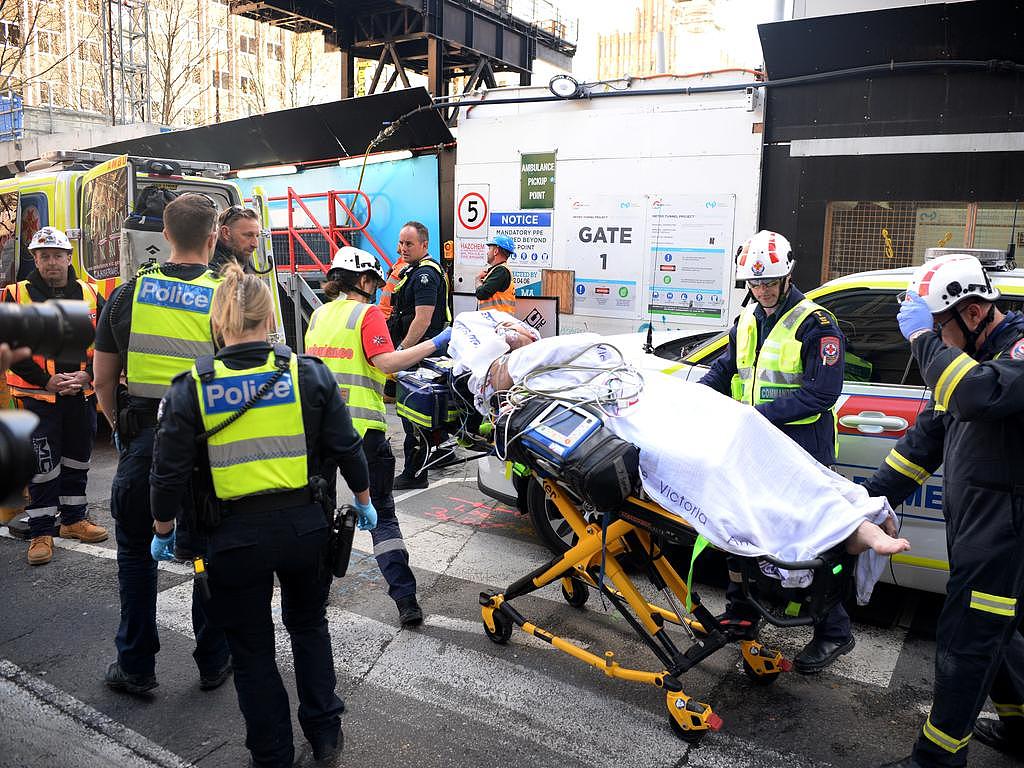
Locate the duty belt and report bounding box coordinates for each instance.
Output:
[221,487,314,516]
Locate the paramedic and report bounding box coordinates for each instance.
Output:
[476,234,517,314]
[210,204,260,274]
[699,229,852,673]
[92,193,230,695]
[867,253,1024,768]
[149,264,375,768]
[2,226,107,566]
[387,221,451,489]
[305,246,452,628]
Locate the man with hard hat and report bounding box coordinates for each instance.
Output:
[1,226,107,565]
[699,229,852,673]
[866,252,1024,768]
[476,234,516,314]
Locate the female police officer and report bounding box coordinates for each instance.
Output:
[147,263,376,768]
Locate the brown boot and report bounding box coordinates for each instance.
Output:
[27,536,53,565]
[59,519,109,543]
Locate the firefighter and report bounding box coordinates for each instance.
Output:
[92,193,230,695]
[698,229,852,673]
[1,226,107,565]
[304,246,452,627]
[869,252,1024,768]
[476,234,516,314]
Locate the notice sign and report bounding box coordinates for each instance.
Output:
[488,210,553,270]
[566,195,646,318]
[646,194,735,324]
[520,152,556,209]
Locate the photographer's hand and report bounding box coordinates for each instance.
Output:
[0,343,31,374]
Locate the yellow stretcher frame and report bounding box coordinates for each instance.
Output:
[479,477,792,744]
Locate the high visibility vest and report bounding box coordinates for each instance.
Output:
[193,349,307,500]
[304,299,387,436]
[730,298,836,426]
[378,261,405,320]
[3,279,98,403]
[127,268,220,399]
[477,263,517,314]
[392,258,453,324]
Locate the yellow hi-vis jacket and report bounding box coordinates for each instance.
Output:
[127,268,220,399]
[193,350,307,500]
[304,299,386,436]
[731,298,836,426]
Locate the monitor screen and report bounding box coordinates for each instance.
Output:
[546,405,588,436]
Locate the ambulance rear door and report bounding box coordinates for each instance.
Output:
[78,155,135,292]
[250,185,285,342]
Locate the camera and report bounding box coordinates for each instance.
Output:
[1,299,96,502]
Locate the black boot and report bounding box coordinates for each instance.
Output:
[974,718,1024,759]
[396,595,424,627]
[394,473,428,491]
[793,635,855,673]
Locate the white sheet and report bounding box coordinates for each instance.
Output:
[455,324,895,604]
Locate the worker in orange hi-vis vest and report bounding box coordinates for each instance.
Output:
[378,255,406,320]
[476,234,516,314]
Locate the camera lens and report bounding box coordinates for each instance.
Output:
[0,410,39,506]
[0,300,95,364]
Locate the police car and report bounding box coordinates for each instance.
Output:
[478,252,1024,595]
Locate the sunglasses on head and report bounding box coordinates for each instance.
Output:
[220,204,258,225]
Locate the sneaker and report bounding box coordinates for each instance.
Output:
[393,474,428,491]
[104,661,157,694]
[27,536,53,566]
[396,595,424,627]
[199,661,233,691]
[60,519,109,543]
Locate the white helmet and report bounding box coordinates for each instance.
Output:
[328,246,385,284]
[908,253,1000,314]
[735,230,794,281]
[28,226,73,252]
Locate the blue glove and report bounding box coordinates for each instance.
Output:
[897,291,934,341]
[353,498,377,531]
[430,327,452,352]
[150,530,176,562]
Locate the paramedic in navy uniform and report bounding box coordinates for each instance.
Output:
[699,230,852,673]
[148,264,376,768]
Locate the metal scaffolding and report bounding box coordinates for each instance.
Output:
[103,0,151,125]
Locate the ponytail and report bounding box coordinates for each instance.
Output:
[211,263,273,338]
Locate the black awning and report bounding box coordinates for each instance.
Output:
[90,87,452,170]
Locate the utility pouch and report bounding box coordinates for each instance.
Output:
[329,505,358,578]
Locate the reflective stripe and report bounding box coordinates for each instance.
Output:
[31,465,61,484]
[736,365,753,379]
[347,405,388,424]
[884,449,930,484]
[933,352,978,411]
[128,332,214,361]
[333,372,380,390]
[61,457,90,470]
[396,401,432,427]
[755,368,803,385]
[207,434,307,469]
[969,590,1017,617]
[373,538,408,556]
[26,506,59,518]
[127,381,171,399]
[346,304,366,329]
[994,703,1024,718]
[58,495,88,505]
[922,716,971,754]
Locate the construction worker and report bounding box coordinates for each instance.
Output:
[868,253,1024,768]
[305,246,452,627]
[148,265,374,768]
[210,204,260,274]
[698,229,851,673]
[92,194,230,696]
[476,234,517,314]
[378,254,405,320]
[387,221,452,490]
[1,226,108,565]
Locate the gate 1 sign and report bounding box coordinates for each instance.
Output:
[520,152,556,209]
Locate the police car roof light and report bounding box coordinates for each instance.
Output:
[40,150,230,178]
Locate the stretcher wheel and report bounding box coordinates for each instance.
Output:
[561,580,589,608]
[742,658,781,686]
[483,610,513,644]
[669,717,706,745]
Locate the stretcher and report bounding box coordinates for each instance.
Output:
[396,358,856,743]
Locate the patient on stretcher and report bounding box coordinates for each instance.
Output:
[448,311,909,601]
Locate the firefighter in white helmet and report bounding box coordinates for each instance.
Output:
[699,229,852,673]
[867,253,1024,768]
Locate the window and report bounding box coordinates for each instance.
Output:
[1,21,20,46]
[239,34,258,55]
[38,81,51,103]
[212,70,231,89]
[79,39,101,62]
[36,29,61,55]
[240,75,255,94]
[266,42,282,60]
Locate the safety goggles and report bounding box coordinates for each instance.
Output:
[747,278,781,288]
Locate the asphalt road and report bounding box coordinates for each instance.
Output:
[0,417,1011,768]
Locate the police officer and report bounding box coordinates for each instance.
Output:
[93,193,230,695]
[476,234,517,314]
[699,229,852,673]
[868,253,1024,768]
[305,246,452,628]
[149,264,376,768]
[2,226,107,565]
[387,221,451,490]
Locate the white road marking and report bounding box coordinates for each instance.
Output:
[0,529,191,576]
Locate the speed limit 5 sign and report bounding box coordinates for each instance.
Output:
[456,184,489,238]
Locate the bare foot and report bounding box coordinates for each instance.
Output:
[846,519,911,555]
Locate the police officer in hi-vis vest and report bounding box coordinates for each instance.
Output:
[93,193,230,695]
[305,246,452,627]
[149,264,376,768]
[475,234,517,314]
[699,229,851,674]
[2,226,108,566]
